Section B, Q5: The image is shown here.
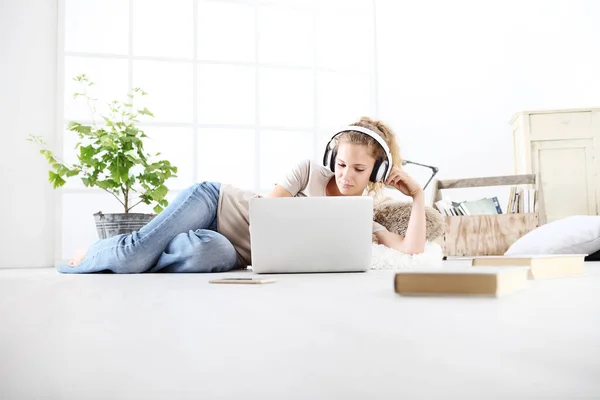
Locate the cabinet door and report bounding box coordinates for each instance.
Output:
[531,139,598,222]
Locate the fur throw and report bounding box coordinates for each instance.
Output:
[373,196,445,242]
[371,242,443,270]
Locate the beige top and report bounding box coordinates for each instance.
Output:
[216,159,388,267]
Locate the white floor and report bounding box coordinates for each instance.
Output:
[1,263,600,400]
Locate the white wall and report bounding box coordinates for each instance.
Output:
[0,0,58,268]
[375,0,600,205]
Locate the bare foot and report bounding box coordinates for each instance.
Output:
[69,248,88,267]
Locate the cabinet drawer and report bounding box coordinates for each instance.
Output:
[529,112,593,140]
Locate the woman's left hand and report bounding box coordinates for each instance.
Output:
[385,165,423,197]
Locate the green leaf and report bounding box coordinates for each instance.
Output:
[149,185,168,201]
[108,162,122,184]
[54,163,70,176]
[66,168,80,178]
[100,136,116,149]
[40,149,56,164]
[68,121,92,135]
[79,145,96,165]
[48,171,66,188]
[153,204,164,214]
[26,135,47,145]
[102,116,114,127]
[96,179,118,190]
[138,107,154,117]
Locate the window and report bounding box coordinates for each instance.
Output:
[58,0,376,259]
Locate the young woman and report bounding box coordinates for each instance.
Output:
[59,117,426,274]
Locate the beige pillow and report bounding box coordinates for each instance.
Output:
[373,196,445,242]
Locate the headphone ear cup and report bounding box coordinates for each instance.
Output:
[377,160,389,182]
[329,148,337,172]
[370,159,382,183]
[323,147,331,169]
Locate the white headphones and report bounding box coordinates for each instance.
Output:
[322,125,393,183]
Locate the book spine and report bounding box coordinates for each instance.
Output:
[492,196,503,214]
[519,188,524,213]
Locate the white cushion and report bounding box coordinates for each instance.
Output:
[505,215,600,256]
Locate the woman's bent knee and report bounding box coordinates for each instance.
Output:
[188,230,238,272]
[156,229,238,273]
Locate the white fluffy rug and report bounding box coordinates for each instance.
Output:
[371,241,443,270]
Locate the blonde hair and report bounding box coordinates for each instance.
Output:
[333,116,402,196]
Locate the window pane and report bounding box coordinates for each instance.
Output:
[197,129,255,190]
[259,130,314,190]
[317,71,373,128]
[132,0,194,59]
[65,0,129,54]
[259,68,314,128]
[132,0,193,59]
[141,127,195,190]
[197,1,255,62]
[132,60,194,123]
[64,57,129,121]
[258,6,313,66]
[316,10,373,71]
[197,65,256,125]
[61,191,179,260]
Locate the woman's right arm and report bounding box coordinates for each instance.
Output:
[266,185,293,198]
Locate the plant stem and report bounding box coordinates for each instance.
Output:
[124,187,129,214]
[128,198,144,212]
[103,188,125,208]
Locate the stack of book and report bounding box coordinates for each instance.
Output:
[507,186,537,213]
[435,197,503,216]
[394,254,585,297]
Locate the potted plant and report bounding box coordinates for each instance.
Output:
[28,74,178,239]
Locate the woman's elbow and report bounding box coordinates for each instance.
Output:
[400,243,425,255]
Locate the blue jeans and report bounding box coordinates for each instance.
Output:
[57,182,240,274]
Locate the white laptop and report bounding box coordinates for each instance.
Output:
[248,196,373,274]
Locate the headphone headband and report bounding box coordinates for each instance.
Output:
[331,125,394,169]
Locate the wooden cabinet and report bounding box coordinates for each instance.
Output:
[511,108,600,222]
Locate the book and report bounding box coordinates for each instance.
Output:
[507,186,537,214]
[394,267,529,296]
[507,187,515,213]
[460,198,499,215]
[471,254,585,279]
[435,197,503,216]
